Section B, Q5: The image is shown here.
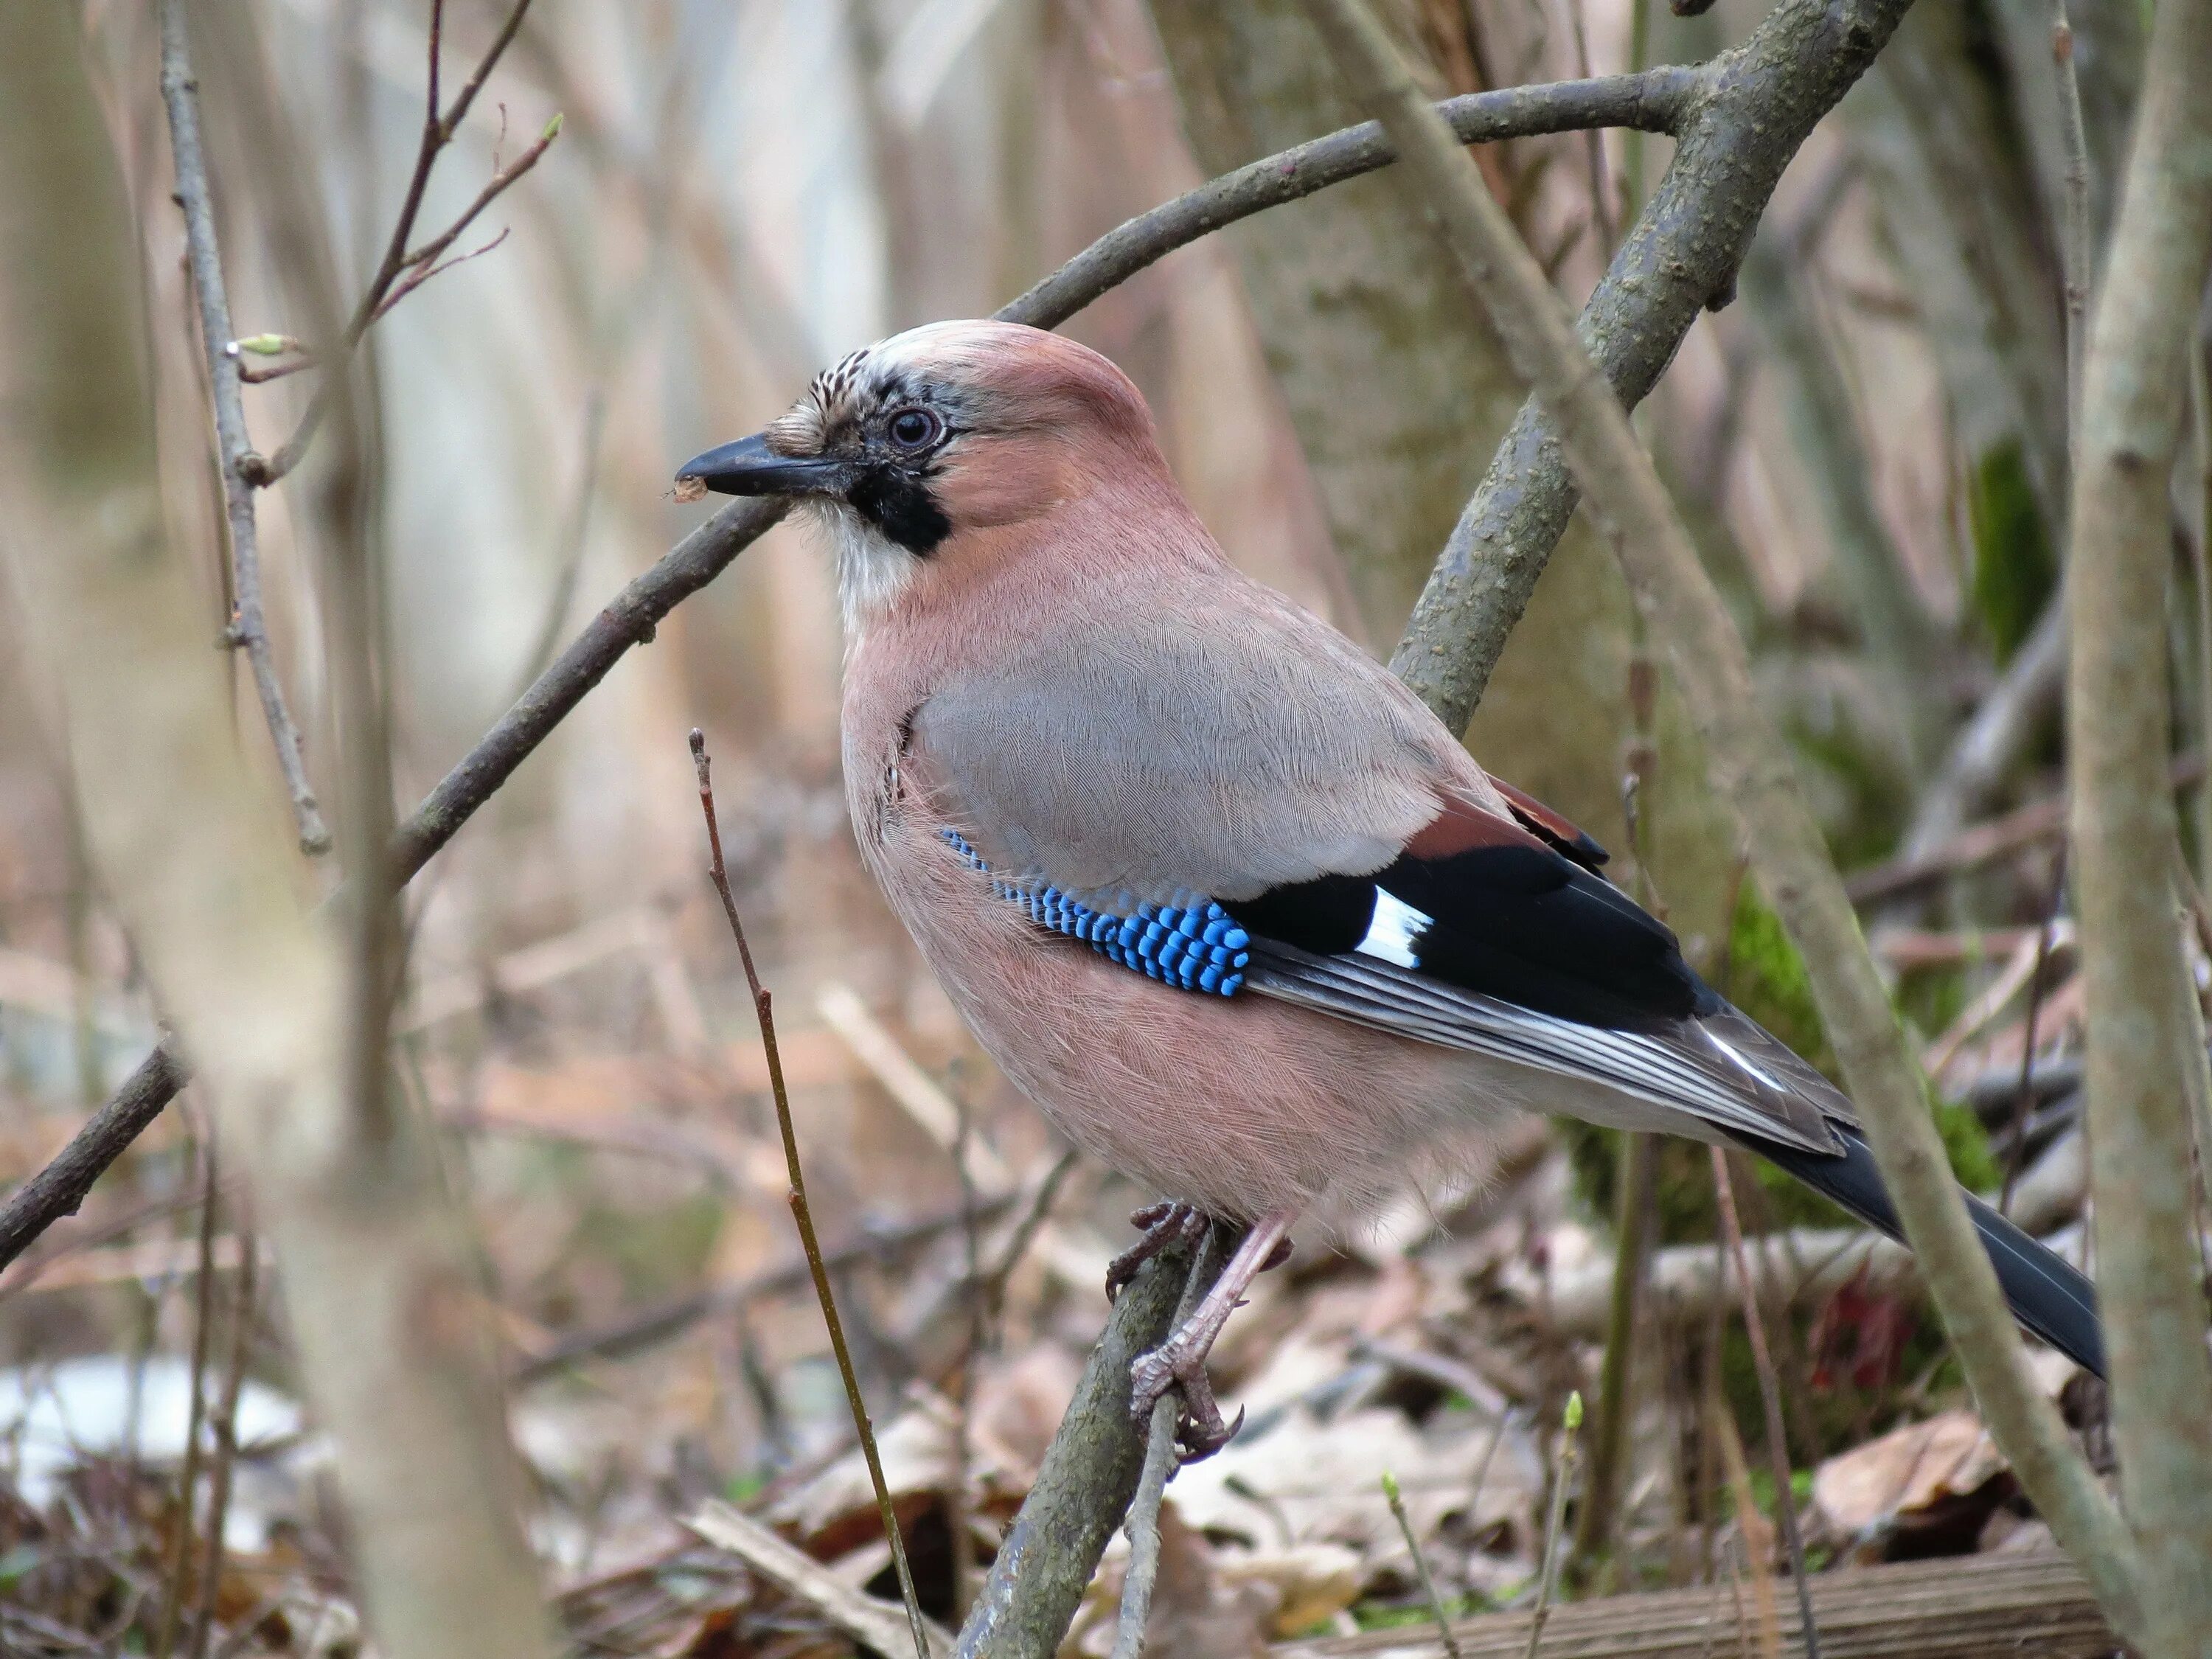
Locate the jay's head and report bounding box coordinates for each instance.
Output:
[677,320,1166,628]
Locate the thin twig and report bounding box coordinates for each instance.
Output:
[1708,1149,1820,1659]
[259,0,550,487]
[999,70,1696,331]
[2051,1,2090,465]
[1110,1232,1220,1659]
[1564,0,1617,254]
[2002,846,2068,1214]
[948,1083,983,1625]
[689,729,929,1659]
[1383,1470,1465,1659]
[1523,1391,1582,1659]
[976,1147,1079,1323]
[2191,332,2212,881]
[186,1214,256,1659]
[153,1132,218,1659]
[156,0,330,854]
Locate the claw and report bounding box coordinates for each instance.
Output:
[1105,1201,1211,1301]
[1130,1334,1243,1460]
[1120,1208,1297,1466]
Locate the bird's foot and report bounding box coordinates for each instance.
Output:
[1121,1211,1297,1461]
[1130,1325,1244,1461]
[1104,1201,1211,1301]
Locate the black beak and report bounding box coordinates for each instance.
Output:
[675,432,852,497]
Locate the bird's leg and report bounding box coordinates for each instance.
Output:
[1104,1201,1210,1301]
[1129,1208,1297,1459]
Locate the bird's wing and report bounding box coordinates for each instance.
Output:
[909,580,1846,1154]
[908,580,1458,910]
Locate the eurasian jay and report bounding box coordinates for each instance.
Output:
[678,319,2101,1454]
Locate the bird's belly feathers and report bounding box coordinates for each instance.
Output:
[855,791,1557,1222]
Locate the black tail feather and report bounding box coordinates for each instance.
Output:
[1734,1126,2104,1378]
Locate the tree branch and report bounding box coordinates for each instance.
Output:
[1387,0,1930,736]
[0,1044,187,1269]
[1295,0,2146,1644]
[157,0,330,855]
[2064,0,2212,1639]
[1001,69,1697,330]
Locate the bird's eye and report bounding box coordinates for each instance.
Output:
[886,407,942,451]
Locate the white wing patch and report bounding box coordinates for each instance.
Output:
[1356,888,1430,969]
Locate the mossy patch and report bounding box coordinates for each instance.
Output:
[1966,439,2056,664]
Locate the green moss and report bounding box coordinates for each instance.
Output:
[1351,1593,1494,1632]
[1933,1093,2001,1192]
[1784,714,1914,875]
[1725,888,1835,1079]
[1966,439,2056,664]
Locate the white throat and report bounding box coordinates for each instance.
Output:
[815,501,925,635]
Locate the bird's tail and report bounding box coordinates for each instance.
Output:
[1733,1125,2104,1378]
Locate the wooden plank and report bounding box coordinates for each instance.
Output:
[1273,1553,2112,1659]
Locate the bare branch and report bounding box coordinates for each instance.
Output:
[2051,1,2092,458]
[1001,70,1694,333]
[1294,0,2146,1641]
[257,0,549,487]
[2065,0,2212,1638]
[0,1043,187,1270]
[157,0,330,854]
[691,729,932,1659]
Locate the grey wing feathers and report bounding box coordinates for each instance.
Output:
[911,588,1455,909]
[1245,940,1852,1155]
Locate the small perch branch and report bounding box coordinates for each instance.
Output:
[1110,1231,1220,1659]
[690,729,931,1659]
[1294,0,2143,1641]
[1522,1392,1581,1659]
[157,0,329,855]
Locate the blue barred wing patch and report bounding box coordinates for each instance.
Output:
[942,829,1250,996]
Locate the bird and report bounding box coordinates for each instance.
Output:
[677,318,2102,1455]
